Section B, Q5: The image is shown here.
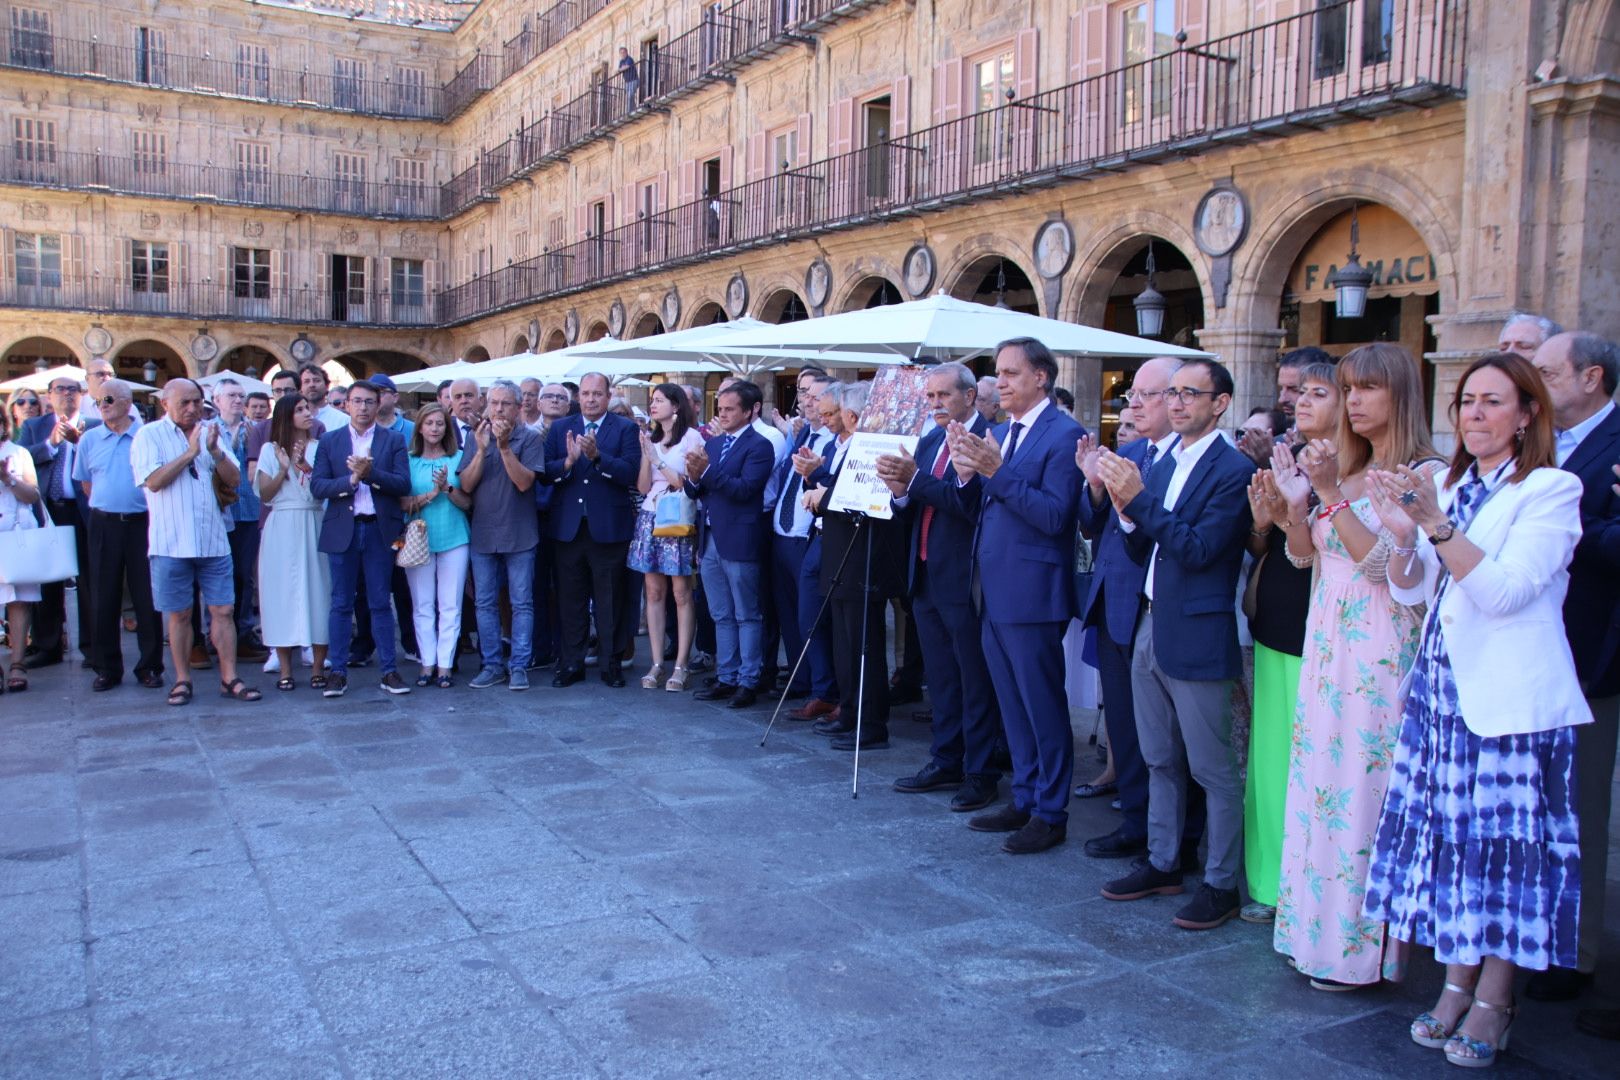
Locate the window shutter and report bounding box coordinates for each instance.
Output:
[119,238,133,285]
[577,204,588,239]
[678,158,696,205]
[795,112,812,163]
[1068,14,1086,82]
[2,228,14,285]
[315,251,330,309]
[172,242,188,290]
[889,80,909,137]
[64,234,85,285]
[827,97,853,156]
[1015,28,1039,100]
[271,249,288,293]
[746,131,767,182]
[218,245,232,298]
[1082,3,1108,78]
[656,169,668,209]
[1181,0,1206,45]
[717,143,733,191]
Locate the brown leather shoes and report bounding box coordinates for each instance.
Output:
[788,698,837,721]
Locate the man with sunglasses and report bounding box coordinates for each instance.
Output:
[20,375,100,668]
[73,379,162,691]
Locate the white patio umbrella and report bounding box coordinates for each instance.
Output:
[584,318,911,376]
[695,293,1214,362]
[196,371,272,396]
[388,359,487,393]
[0,365,86,393]
[471,338,625,384]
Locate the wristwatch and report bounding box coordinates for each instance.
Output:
[1426,522,1456,545]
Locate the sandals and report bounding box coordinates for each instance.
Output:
[665,665,690,692]
[641,662,667,690]
[220,677,262,702]
[6,663,26,692]
[310,674,328,691]
[276,677,296,692]
[1411,981,1476,1048]
[1445,996,1515,1068]
[167,680,193,707]
[415,671,434,688]
[435,673,454,689]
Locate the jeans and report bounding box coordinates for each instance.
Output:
[327,520,399,676]
[471,545,536,674]
[405,545,471,670]
[699,538,764,689]
[227,519,260,636]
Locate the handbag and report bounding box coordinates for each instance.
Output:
[395,517,430,568]
[0,523,78,585]
[652,489,698,537]
[213,467,240,510]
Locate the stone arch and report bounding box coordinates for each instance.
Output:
[214,344,281,380]
[509,332,530,354]
[685,300,728,328]
[1066,210,1213,329]
[1561,0,1620,78]
[542,328,567,352]
[463,344,492,363]
[2,334,83,374]
[755,286,809,324]
[112,338,187,386]
[584,320,609,342]
[943,250,1040,315]
[630,310,666,338]
[328,350,426,380]
[837,274,903,312]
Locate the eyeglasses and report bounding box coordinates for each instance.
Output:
[50,385,82,395]
[186,461,199,480]
[99,395,122,408]
[14,398,40,407]
[1124,388,1166,403]
[540,393,569,402]
[1164,388,1220,404]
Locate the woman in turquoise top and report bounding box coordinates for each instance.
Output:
[402,404,473,687]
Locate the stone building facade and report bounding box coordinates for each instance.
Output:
[2,0,1616,440]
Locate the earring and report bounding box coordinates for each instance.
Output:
[1514,426,1526,442]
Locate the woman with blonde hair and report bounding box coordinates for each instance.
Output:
[401,403,473,688]
[1265,342,1443,989]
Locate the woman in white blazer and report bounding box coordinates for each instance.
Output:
[1360,352,1590,1069]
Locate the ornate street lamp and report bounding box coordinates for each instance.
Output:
[1330,202,1374,320]
[142,360,158,383]
[993,259,1010,310]
[1134,240,1167,338]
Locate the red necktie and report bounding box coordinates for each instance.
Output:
[918,442,950,561]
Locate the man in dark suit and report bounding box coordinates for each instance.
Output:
[684,380,775,708]
[948,338,1085,853]
[1097,357,1255,931]
[878,362,1001,810]
[20,374,100,667]
[310,379,412,698]
[545,371,641,687]
[1528,331,1620,1003]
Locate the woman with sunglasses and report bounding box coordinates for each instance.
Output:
[0,402,42,692]
[8,392,42,432]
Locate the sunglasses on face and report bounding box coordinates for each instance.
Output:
[15,398,39,407]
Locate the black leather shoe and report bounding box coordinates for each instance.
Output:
[968,805,1031,833]
[726,687,759,709]
[551,666,585,688]
[136,671,165,689]
[91,674,121,692]
[1101,861,1185,901]
[893,763,964,793]
[23,650,63,670]
[1085,825,1149,860]
[950,775,998,812]
[694,682,737,701]
[1173,883,1241,930]
[1525,967,1594,1002]
[887,683,922,706]
[1002,817,1066,854]
[813,716,854,736]
[830,730,888,751]
[600,662,625,688]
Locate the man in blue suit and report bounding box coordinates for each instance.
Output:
[684,380,775,708]
[1097,357,1255,931]
[1528,331,1620,1004]
[544,372,641,687]
[310,379,412,698]
[20,374,100,667]
[879,362,1002,811]
[947,338,1085,854]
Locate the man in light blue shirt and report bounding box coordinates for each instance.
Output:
[73,378,163,691]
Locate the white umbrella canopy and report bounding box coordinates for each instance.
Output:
[584,318,910,376]
[388,359,487,394]
[696,293,1214,362]
[0,365,86,393]
[196,371,272,396]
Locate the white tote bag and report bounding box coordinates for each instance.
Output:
[0,524,78,586]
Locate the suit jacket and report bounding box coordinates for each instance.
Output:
[21,410,100,514]
[1392,465,1591,737]
[310,424,411,553]
[901,415,987,598]
[1122,433,1255,681]
[1079,435,1156,644]
[543,411,640,544]
[683,426,773,562]
[972,404,1086,624]
[1559,406,1620,698]
[817,453,907,601]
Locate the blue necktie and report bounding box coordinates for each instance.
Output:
[1001,422,1024,467]
[718,434,735,465]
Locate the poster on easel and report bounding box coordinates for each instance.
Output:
[827,365,933,520]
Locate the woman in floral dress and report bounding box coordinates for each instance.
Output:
[1265,343,1442,989]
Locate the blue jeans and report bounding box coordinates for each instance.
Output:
[699,538,763,689]
[472,545,536,674]
[328,520,398,675]
[798,534,838,701]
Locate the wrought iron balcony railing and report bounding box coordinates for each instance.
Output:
[0,278,439,327]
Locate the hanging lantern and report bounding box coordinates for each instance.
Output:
[1134,240,1167,339]
[142,360,158,383]
[1330,203,1374,320]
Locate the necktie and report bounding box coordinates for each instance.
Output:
[56,429,76,500]
[1140,441,1158,480]
[1001,422,1024,468]
[919,440,951,562]
[777,445,807,532]
[585,421,599,437]
[717,433,735,466]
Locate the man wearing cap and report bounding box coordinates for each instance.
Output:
[370,373,415,443]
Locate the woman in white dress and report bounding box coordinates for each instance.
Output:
[254,395,331,691]
[0,405,42,692]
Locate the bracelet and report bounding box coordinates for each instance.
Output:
[1250,526,1272,538]
[1391,543,1417,557]
[1317,499,1351,521]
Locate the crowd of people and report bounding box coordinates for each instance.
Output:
[0,313,1616,1063]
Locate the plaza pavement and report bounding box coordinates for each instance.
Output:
[1,633,1615,1079]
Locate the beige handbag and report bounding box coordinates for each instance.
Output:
[395,517,430,568]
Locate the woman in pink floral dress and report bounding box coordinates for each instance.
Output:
[1264,344,1442,989]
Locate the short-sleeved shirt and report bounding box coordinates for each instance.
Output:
[457,425,547,554]
[409,455,470,553]
[221,421,261,522]
[74,419,147,514]
[382,412,415,445]
[131,417,237,559]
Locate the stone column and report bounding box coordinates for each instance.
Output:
[1192,326,1286,423]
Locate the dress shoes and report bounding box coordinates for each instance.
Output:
[1002,817,1066,854]
[887,683,922,706]
[967,805,1031,833]
[726,687,759,709]
[950,775,999,812]
[236,641,270,663]
[91,674,121,692]
[1101,861,1185,901]
[1172,883,1241,930]
[910,710,933,724]
[24,649,63,670]
[550,666,585,688]
[1524,967,1594,1002]
[893,763,964,794]
[830,730,888,751]
[188,644,213,670]
[694,682,737,701]
[1084,825,1149,860]
[812,715,854,737]
[600,662,626,688]
[136,671,165,689]
[788,698,837,721]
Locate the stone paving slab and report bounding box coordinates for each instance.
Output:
[1,630,1615,1079]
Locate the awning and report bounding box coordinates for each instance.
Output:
[1286,204,1438,304]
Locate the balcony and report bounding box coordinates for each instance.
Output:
[0,277,438,327]
[0,147,440,220]
[0,32,446,119]
[442,0,1466,324]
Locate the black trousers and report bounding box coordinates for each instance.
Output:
[829,591,889,736]
[556,533,628,669]
[227,519,260,637]
[33,497,91,658]
[87,510,162,680]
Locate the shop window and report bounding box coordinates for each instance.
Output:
[1321,294,1402,345]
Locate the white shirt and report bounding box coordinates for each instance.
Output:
[1555,400,1614,467]
[814,434,854,532]
[773,426,834,537]
[752,417,787,461]
[317,404,349,432]
[1000,396,1050,454]
[348,423,377,515]
[1143,427,1223,601]
[131,417,237,559]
